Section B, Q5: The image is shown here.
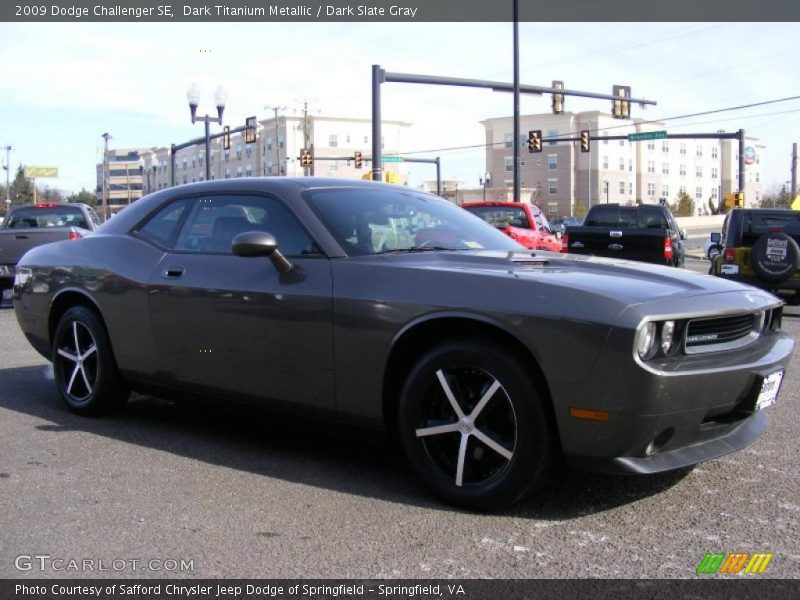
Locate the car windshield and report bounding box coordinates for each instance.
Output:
[463,205,531,229]
[305,188,522,255]
[6,206,89,229]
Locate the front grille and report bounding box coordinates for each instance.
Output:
[684,313,760,354]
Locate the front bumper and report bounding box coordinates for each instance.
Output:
[552,331,793,475]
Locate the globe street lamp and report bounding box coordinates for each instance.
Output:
[187,83,227,181]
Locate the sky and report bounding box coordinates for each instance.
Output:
[1,21,799,195]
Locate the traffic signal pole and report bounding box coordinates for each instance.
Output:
[170,122,255,187]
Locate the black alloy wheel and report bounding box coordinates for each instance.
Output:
[52,306,129,415]
[398,338,554,510]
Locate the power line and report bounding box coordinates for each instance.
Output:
[400,94,800,156]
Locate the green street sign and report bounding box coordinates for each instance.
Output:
[628,130,667,142]
[382,155,404,163]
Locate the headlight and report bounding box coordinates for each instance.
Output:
[660,320,675,355]
[636,322,657,360]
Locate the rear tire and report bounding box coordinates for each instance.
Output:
[52,306,129,416]
[397,338,555,510]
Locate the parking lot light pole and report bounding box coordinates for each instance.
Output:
[187,84,227,181]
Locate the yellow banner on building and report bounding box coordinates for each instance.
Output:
[791,195,800,211]
[24,166,59,178]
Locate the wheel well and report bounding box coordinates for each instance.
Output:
[48,292,106,346]
[382,317,557,440]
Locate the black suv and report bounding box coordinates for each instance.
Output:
[710,208,800,304]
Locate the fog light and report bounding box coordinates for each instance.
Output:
[636,322,657,360]
[661,320,675,355]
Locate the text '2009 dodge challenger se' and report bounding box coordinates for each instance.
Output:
[13,178,794,509]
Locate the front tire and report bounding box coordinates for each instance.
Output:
[52,306,129,416]
[398,339,555,510]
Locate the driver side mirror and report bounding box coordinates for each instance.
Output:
[232,231,293,273]
[710,232,721,243]
[680,228,688,240]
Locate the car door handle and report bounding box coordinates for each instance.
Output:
[608,243,623,251]
[14,235,29,240]
[163,267,185,278]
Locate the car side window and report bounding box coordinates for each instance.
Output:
[135,199,190,248]
[173,194,317,257]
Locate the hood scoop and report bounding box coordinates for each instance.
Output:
[508,251,550,269]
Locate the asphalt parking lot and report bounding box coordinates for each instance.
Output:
[0,268,798,579]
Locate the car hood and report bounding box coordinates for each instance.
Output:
[375,249,766,307]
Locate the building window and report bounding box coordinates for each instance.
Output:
[661,141,669,153]
[619,158,625,171]
[381,136,385,149]
[199,155,204,166]
[629,159,633,172]
[696,166,703,178]
[756,172,760,183]
[696,145,703,158]
[236,167,243,178]
[619,181,625,194]
[363,136,368,144]
[679,164,686,176]
[603,134,608,145]
[504,157,513,172]
[182,175,187,184]
[662,163,669,175]
[182,158,187,170]
[696,186,703,199]
[680,143,686,156]
[711,147,718,159]
[547,154,558,170]
[602,156,608,169]
[329,134,338,148]
[224,168,230,179]
[711,167,718,179]
[504,133,513,148]
[246,146,252,158]
[647,160,655,174]
[629,182,633,195]
[711,188,718,198]
[619,139,625,147]
[236,145,242,160]
[224,149,230,162]
[191,156,196,168]
[662,184,669,197]
[245,164,252,176]
[548,178,557,194]
[679,185,686,195]
[346,135,351,144]
[647,141,655,151]
[647,183,655,197]
[279,136,284,149]
[547,130,558,146]
[330,162,338,171]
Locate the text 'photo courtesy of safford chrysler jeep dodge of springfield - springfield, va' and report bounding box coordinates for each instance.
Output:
[12,179,794,509]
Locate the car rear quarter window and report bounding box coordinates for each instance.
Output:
[135,199,190,248]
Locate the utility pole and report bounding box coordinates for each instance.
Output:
[512,0,520,202]
[3,146,11,215]
[101,133,111,220]
[264,105,285,175]
[791,142,797,200]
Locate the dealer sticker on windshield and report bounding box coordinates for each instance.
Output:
[756,370,784,410]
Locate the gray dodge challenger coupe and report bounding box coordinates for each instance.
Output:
[13,178,794,509]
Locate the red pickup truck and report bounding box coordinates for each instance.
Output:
[461,201,562,251]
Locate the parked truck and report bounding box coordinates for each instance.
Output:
[563,203,686,267]
[0,203,101,304]
[461,201,562,251]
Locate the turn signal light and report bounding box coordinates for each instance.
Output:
[561,232,569,253]
[663,236,673,260]
[723,248,736,263]
[68,228,81,241]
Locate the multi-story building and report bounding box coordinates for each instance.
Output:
[95,148,146,212]
[133,114,412,197]
[482,111,764,217]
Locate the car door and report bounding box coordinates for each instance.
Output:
[145,192,334,410]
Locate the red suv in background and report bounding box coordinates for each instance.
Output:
[461,201,562,251]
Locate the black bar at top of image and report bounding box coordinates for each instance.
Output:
[2,0,800,22]
[2,579,800,600]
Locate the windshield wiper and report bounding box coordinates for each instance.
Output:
[377,246,456,254]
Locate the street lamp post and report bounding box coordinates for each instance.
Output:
[264,105,285,176]
[187,83,227,182]
[604,180,610,204]
[480,172,491,201]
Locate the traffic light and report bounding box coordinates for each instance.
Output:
[244,116,257,144]
[611,85,631,119]
[551,80,564,115]
[580,130,590,153]
[222,126,231,150]
[733,191,745,207]
[300,148,313,167]
[528,130,542,153]
[354,151,363,169]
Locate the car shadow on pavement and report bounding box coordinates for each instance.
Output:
[1,364,690,519]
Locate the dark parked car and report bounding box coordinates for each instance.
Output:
[710,208,800,304]
[13,179,793,509]
[564,203,686,267]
